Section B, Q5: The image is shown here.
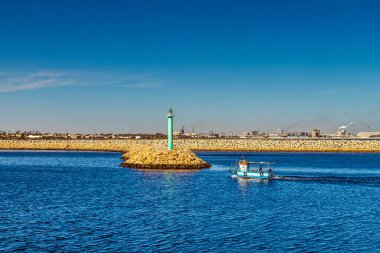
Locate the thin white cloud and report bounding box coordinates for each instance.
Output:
[122,82,166,88]
[0,70,165,93]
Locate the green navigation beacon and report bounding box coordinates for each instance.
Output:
[167,108,174,150]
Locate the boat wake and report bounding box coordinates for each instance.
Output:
[274,175,380,186]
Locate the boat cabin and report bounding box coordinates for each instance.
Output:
[238,159,250,171]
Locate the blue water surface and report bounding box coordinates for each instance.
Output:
[0,151,380,252]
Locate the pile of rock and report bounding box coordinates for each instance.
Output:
[1,138,380,153]
[0,139,128,152]
[120,145,211,169]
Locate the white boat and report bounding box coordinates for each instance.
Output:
[230,159,276,180]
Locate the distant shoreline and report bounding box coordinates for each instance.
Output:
[0,149,121,153]
[1,149,379,155]
[1,139,380,153]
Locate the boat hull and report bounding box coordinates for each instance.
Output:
[231,170,273,179]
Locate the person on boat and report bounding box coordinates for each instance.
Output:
[268,167,273,177]
[259,166,263,176]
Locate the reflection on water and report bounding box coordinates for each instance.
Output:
[233,176,272,188]
[138,168,202,174]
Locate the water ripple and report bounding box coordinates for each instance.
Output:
[1,151,380,251]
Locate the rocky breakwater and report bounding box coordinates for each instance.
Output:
[0,139,130,152]
[1,139,380,153]
[120,145,211,170]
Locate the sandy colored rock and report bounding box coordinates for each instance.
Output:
[1,138,380,153]
[120,145,210,169]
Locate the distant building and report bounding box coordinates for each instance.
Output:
[218,132,226,138]
[27,135,42,139]
[241,132,250,138]
[311,129,320,138]
[197,132,216,138]
[356,132,380,138]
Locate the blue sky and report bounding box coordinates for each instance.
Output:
[0,0,379,134]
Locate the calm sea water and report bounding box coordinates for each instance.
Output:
[1,151,380,252]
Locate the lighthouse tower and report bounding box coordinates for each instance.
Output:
[167,108,174,150]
